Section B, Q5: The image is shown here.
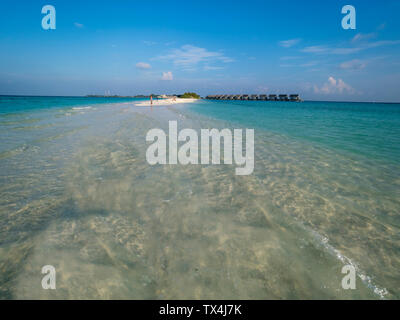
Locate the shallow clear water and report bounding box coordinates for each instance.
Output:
[0,97,399,299]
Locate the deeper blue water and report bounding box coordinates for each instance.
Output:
[189,100,400,165]
[0,96,142,114]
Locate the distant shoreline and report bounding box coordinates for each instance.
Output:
[134,98,199,106]
[0,95,400,104]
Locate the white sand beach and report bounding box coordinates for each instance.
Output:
[134,98,199,106]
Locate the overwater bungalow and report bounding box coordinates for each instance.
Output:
[289,94,301,102]
[279,94,289,101]
[205,93,301,101]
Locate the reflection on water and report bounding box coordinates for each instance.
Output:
[0,102,399,299]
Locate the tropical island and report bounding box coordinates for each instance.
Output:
[85,92,201,99]
[179,92,201,99]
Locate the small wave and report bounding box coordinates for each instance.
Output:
[306,227,389,299]
[11,124,53,131]
[72,106,94,111]
[0,144,40,160]
[0,118,41,126]
[32,125,89,143]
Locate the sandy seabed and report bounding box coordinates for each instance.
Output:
[0,102,398,299]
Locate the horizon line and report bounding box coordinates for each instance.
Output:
[1,94,400,104]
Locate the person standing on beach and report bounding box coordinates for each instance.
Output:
[150,95,153,106]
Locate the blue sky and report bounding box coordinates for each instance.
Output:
[1,0,400,101]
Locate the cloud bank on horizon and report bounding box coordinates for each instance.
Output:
[0,0,400,102]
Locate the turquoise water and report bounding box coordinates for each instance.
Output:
[189,100,400,165]
[0,96,143,114]
[0,96,399,299]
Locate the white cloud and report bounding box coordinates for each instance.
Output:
[340,59,366,70]
[300,61,319,67]
[365,40,400,48]
[74,22,84,28]
[301,45,329,53]
[302,40,400,55]
[301,45,362,55]
[136,62,151,70]
[161,71,173,81]
[314,76,355,95]
[352,32,377,43]
[279,39,301,48]
[204,65,224,71]
[155,45,233,69]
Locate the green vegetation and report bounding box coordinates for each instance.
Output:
[180,92,200,99]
